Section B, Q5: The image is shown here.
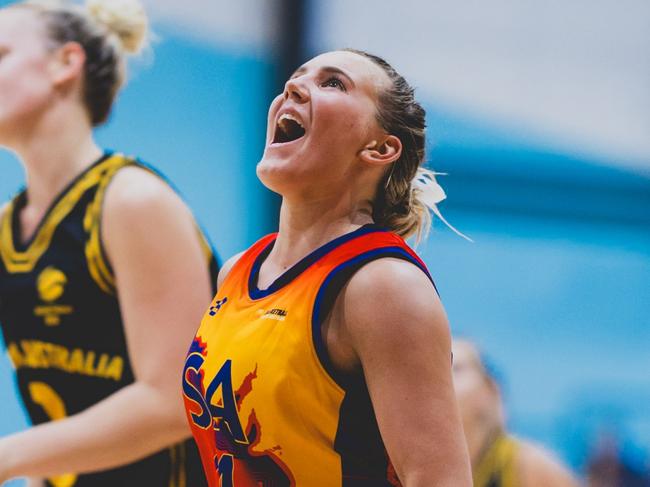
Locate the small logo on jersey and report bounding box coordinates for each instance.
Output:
[208,297,228,316]
[256,307,288,322]
[37,267,67,302]
[34,267,73,326]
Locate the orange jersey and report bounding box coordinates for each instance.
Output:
[182,225,433,486]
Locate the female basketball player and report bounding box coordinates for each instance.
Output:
[0,1,215,485]
[182,50,472,486]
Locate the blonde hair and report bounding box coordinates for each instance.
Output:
[15,0,149,125]
[345,49,470,243]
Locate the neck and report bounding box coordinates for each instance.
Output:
[257,192,374,288]
[465,416,504,467]
[10,105,101,213]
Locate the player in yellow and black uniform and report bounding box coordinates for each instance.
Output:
[0,1,215,485]
[1,153,217,486]
[472,433,519,487]
[452,340,578,487]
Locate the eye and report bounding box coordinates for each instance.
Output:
[321,76,346,91]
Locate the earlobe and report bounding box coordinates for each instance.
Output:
[50,42,86,88]
[359,135,402,167]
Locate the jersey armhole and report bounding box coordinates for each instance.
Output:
[310,246,436,390]
[84,158,132,295]
[86,158,221,296]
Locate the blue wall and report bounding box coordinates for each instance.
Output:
[418,103,650,474]
[1,1,649,482]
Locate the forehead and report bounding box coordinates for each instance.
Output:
[0,7,45,45]
[300,51,390,93]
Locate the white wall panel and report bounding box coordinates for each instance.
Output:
[309,0,650,171]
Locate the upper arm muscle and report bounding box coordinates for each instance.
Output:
[102,167,212,399]
[338,258,471,486]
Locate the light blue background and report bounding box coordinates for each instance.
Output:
[1,1,649,484]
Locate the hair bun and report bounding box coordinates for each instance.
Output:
[86,0,148,54]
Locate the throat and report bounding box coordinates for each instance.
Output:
[18,204,45,246]
[256,258,290,291]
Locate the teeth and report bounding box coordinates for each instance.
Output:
[273,111,306,144]
[278,113,303,128]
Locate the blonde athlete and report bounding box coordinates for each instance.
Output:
[0,1,215,485]
[183,49,471,486]
[452,339,579,487]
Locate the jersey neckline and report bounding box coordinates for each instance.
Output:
[10,151,114,251]
[247,223,386,300]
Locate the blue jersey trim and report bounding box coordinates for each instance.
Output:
[311,246,436,390]
[247,224,385,300]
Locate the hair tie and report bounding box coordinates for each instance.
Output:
[413,168,473,242]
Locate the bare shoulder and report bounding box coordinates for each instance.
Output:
[100,165,202,269]
[518,440,579,487]
[217,251,245,289]
[341,257,448,348]
[103,165,188,217]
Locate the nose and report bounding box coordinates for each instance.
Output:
[283,77,309,103]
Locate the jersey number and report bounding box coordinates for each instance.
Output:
[28,382,78,487]
[215,453,234,486]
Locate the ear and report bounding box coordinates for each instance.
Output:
[49,42,86,88]
[359,134,402,167]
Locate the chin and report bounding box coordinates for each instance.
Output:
[256,156,290,195]
[256,153,309,196]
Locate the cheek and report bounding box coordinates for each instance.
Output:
[453,371,484,404]
[265,94,283,138]
[0,57,52,114]
[313,110,368,162]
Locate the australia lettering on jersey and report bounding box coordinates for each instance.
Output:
[7,340,124,381]
[183,337,295,485]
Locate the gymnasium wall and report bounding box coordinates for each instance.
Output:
[1,0,649,483]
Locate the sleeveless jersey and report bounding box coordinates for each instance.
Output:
[474,434,520,487]
[182,224,435,487]
[0,152,217,487]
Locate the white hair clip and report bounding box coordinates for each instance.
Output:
[413,168,473,242]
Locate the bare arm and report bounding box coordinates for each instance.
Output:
[338,258,472,487]
[519,441,579,487]
[0,167,213,482]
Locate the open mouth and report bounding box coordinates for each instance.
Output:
[273,113,306,144]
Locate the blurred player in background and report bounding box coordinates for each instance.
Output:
[0,0,216,485]
[452,339,579,487]
[183,49,471,486]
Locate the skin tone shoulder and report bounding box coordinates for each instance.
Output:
[221,50,472,486]
[452,340,578,487]
[0,6,212,483]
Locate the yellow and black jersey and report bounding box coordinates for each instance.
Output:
[474,434,520,487]
[183,225,435,486]
[0,152,217,487]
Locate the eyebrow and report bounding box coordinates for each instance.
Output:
[290,65,356,88]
